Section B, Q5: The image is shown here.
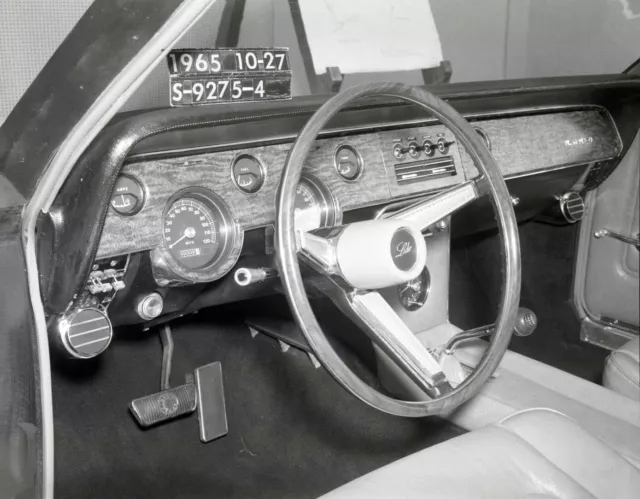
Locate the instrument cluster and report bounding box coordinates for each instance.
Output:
[109,149,350,286]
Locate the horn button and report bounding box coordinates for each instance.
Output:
[390,228,418,271]
[334,219,427,290]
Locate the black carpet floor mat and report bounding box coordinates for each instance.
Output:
[52,314,464,499]
[450,221,609,383]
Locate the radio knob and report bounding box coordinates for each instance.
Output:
[423,140,435,157]
[393,143,405,160]
[437,138,450,154]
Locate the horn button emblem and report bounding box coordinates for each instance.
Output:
[390,228,418,271]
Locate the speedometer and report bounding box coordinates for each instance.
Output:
[154,187,243,285]
[294,175,341,232]
[163,198,219,269]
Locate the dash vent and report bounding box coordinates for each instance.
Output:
[394,157,456,185]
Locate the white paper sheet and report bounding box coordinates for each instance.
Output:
[298,0,443,75]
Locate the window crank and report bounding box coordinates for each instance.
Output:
[443,307,537,356]
[594,229,639,250]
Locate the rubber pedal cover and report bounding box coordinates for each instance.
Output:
[130,384,197,427]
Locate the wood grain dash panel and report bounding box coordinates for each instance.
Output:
[97,134,391,258]
[462,109,621,179]
[97,109,621,259]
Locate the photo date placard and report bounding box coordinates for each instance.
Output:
[170,75,291,106]
[167,48,291,106]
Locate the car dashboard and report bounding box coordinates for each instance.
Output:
[97,108,619,282]
[36,79,638,354]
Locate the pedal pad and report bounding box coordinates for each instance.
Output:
[130,384,197,427]
[195,362,228,442]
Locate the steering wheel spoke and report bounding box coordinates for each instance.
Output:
[297,230,340,276]
[323,286,453,398]
[387,180,480,231]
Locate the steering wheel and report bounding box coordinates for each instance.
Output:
[276,83,521,417]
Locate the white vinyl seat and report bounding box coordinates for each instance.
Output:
[321,408,640,499]
[603,337,640,400]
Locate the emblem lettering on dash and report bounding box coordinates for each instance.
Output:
[395,241,413,259]
[564,137,594,147]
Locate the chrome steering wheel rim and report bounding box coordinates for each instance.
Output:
[276,83,521,417]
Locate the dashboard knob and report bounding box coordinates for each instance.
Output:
[423,140,435,157]
[558,191,585,223]
[55,308,112,359]
[393,143,405,160]
[136,292,164,321]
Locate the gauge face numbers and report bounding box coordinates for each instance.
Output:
[110,175,145,216]
[294,177,340,232]
[397,267,431,311]
[163,198,220,270]
[294,182,324,232]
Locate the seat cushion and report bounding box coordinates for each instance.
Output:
[603,337,640,399]
[320,408,640,498]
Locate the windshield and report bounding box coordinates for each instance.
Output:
[1,0,639,123]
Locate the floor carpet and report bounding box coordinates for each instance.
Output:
[52,311,464,499]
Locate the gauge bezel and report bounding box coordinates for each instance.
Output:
[231,153,266,194]
[110,173,146,217]
[333,144,364,182]
[298,173,342,229]
[152,187,243,285]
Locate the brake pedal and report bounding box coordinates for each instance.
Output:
[130,384,197,427]
[129,324,197,427]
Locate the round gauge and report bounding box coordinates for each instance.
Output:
[110,174,145,216]
[232,154,265,194]
[334,145,363,181]
[294,175,341,232]
[397,267,431,311]
[163,197,220,269]
[158,188,242,284]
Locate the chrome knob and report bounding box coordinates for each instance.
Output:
[513,307,537,337]
[443,307,537,355]
[234,267,277,287]
[136,292,164,321]
[56,308,112,359]
[559,192,585,223]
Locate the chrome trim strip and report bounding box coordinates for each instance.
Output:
[20,1,218,497]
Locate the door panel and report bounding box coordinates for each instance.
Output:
[574,132,640,347]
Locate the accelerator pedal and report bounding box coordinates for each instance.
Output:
[195,362,228,442]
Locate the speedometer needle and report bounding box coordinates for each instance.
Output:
[169,234,187,249]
